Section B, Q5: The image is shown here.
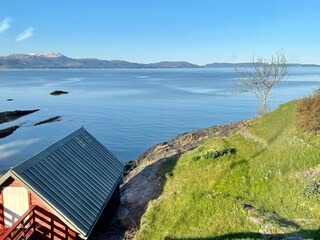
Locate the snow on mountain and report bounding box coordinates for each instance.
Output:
[9,51,64,58]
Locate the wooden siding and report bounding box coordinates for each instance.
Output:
[0,176,78,239]
[0,178,54,230]
[3,187,29,227]
[0,176,121,239]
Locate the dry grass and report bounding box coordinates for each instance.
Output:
[295,92,320,134]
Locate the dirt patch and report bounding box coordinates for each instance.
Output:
[295,165,320,179]
[238,123,267,147]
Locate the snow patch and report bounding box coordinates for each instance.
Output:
[10,51,63,58]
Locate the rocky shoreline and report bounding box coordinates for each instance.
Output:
[0,125,20,139]
[0,109,63,139]
[93,118,255,240]
[0,109,39,124]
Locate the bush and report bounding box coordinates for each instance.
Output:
[203,148,236,160]
[203,151,218,159]
[295,94,320,133]
[197,145,206,152]
[303,177,320,197]
[192,155,201,161]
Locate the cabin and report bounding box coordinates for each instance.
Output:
[0,127,124,240]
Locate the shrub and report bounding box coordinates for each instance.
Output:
[203,151,218,159]
[295,94,320,133]
[203,148,236,160]
[197,145,206,152]
[303,177,320,197]
[192,155,201,161]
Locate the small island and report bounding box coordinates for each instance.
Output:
[50,90,68,96]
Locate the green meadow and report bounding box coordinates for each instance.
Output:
[136,99,320,239]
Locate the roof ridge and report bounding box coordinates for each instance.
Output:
[13,127,86,173]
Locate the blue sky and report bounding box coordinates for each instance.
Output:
[0,0,320,64]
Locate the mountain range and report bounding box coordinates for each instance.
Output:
[0,52,319,69]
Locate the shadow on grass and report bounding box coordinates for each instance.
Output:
[269,213,301,229]
[229,159,248,170]
[165,228,320,239]
[159,155,180,179]
[266,124,286,146]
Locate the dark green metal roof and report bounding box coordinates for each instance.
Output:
[11,127,124,238]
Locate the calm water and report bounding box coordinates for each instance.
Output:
[0,68,319,172]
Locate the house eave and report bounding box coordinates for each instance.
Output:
[86,172,123,238]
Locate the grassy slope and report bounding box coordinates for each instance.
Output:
[136,101,320,239]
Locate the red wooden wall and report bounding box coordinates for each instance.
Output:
[0,176,77,239]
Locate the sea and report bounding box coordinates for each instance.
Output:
[0,67,319,172]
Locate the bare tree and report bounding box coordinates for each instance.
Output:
[234,50,288,114]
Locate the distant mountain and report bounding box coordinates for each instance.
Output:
[0,52,200,69]
[148,61,199,68]
[10,51,64,58]
[204,62,320,68]
[0,52,80,68]
[204,63,252,68]
[0,52,319,69]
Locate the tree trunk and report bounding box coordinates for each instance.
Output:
[262,94,267,114]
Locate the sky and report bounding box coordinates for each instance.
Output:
[0,0,320,64]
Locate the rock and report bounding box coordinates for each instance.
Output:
[0,109,39,124]
[249,216,263,224]
[123,161,138,177]
[242,203,255,212]
[0,125,19,139]
[34,116,61,126]
[115,206,130,227]
[283,237,304,240]
[50,90,68,96]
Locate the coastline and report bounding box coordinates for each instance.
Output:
[95,118,255,239]
[0,108,253,238]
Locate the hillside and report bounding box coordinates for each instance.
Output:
[132,99,320,239]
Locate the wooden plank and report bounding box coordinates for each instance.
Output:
[0,205,36,239]
[0,205,77,240]
[0,192,4,230]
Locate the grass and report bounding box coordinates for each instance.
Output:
[135,100,320,240]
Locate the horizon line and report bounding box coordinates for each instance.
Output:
[2,51,320,66]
